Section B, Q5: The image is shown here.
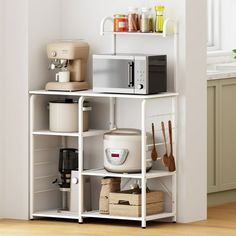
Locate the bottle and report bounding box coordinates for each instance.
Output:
[128,7,139,32]
[113,14,128,32]
[155,5,165,33]
[140,7,153,33]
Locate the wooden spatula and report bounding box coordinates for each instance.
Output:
[151,123,158,161]
[161,121,169,167]
[168,120,176,172]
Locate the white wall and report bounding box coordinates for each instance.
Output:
[221,0,236,50]
[61,0,177,91]
[0,0,62,220]
[178,0,207,222]
[28,0,62,91]
[61,0,207,223]
[1,0,29,219]
[0,0,4,218]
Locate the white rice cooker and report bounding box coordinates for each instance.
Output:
[104,128,152,173]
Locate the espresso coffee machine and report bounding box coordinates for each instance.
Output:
[45,40,90,91]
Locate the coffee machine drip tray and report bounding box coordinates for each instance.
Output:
[45,81,89,92]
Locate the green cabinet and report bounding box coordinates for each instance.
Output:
[207,78,236,193]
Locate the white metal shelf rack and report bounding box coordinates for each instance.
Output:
[29,90,178,228]
[29,15,178,229]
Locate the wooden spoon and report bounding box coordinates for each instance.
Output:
[168,120,176,172]
[151,123,158,161]
[161,121,169,167]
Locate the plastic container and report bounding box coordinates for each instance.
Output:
[113,14,128,32]
[128,7,139,32]
[140,7,153,33]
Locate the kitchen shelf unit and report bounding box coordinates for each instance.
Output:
[29,90,178,228]
[29,15,179,228]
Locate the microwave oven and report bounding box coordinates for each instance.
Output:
[92,54,167,94]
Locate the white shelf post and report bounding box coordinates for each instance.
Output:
[109,97,116,129]
[29,94,36,219]
[78,96,85,223]
[171,96,177,222]
[141,99,147,228]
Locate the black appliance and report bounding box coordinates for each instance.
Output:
[58,148,78,188]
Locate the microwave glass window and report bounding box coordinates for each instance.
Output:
[93,59,134,89]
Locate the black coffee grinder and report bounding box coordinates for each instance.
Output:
[58,148,78,211]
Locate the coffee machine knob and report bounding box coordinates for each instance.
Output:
[51,51,57,57]
[137,84,144,90]
[71,177,79,185]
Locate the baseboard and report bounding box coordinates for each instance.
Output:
[208,189,236,207]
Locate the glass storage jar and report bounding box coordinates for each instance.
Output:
[128,7,140,32]
[140,8,153,33]
[113,14,128,32]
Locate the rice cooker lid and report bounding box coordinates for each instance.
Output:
[104,128,141,137]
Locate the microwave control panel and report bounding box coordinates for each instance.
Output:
[134,57,147,94]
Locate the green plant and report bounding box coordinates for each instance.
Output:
[232,49,236,59]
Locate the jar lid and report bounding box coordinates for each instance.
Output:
[155,5,165,12]
[128,7,138,12]
[141,7,152,12]
[114,14,127,18]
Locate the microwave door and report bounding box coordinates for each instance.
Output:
[93,57,135,93]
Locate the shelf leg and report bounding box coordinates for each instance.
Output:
[78,96,85,223]
[172,97,177,222]
[141,99,147,228]
[29,94,36,219]
[109,97,116,130]
[172,172,177,222]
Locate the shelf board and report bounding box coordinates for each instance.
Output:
[29,89,178,99]
[82,168,175,179]
[33,209,79,220]
[146,212,175,221]
[102,31,166,37]
[82,210,140,221]
[32,129,107,137]
[82,210,175,222]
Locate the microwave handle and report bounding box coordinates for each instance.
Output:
[128,62,134,87]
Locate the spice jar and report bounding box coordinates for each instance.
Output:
[113,14,128,32]
[128,7,139,32]
[140,8,153,33]
[155,5,165,33]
